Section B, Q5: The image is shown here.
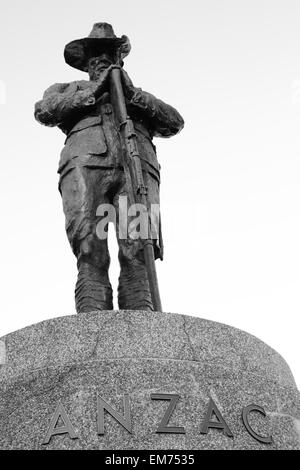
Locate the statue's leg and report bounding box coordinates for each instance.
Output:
[114,170,161,311]
[117,238,153,311]
[59,166,113,312]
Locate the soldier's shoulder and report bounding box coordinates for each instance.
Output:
[43,80,89,97]
[43,82,70,95]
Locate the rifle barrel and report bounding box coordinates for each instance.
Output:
[110,68,162,312]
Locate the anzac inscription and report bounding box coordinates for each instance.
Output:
[42,393,273,445]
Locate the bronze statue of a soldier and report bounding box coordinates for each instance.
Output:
[35,23,184,313]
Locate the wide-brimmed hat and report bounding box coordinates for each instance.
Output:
[64,23,131,71]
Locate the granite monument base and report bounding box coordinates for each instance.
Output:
[0,311,299,450]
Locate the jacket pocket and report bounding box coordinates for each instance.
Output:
[59,126,107,166]
[67,116,102,139]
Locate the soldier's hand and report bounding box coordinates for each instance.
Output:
[120,69,136,100]
[94,65,120,98]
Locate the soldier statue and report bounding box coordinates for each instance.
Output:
[35,23,184,313]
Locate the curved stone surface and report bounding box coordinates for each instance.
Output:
[0,311,299,450]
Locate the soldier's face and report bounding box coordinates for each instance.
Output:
[88,53,113,80]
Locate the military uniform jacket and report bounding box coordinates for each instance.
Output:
[34,79,184,182]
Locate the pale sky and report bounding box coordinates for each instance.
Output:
[0,0,299,388]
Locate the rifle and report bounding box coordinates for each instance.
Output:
[109,65,162,312]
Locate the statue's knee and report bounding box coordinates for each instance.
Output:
[79,233,94,257]
[66,216,93,255]
[118,240,144,267]
[79,235,110,269]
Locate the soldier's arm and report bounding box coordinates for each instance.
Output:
[34,81,98,127]
[129,88,184,137]
[121,69,184,137]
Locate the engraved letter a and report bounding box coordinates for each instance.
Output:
[42,402,78,445]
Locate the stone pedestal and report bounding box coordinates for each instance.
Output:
[0,310,299,450]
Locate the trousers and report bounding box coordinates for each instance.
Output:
[59,166,160,312]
